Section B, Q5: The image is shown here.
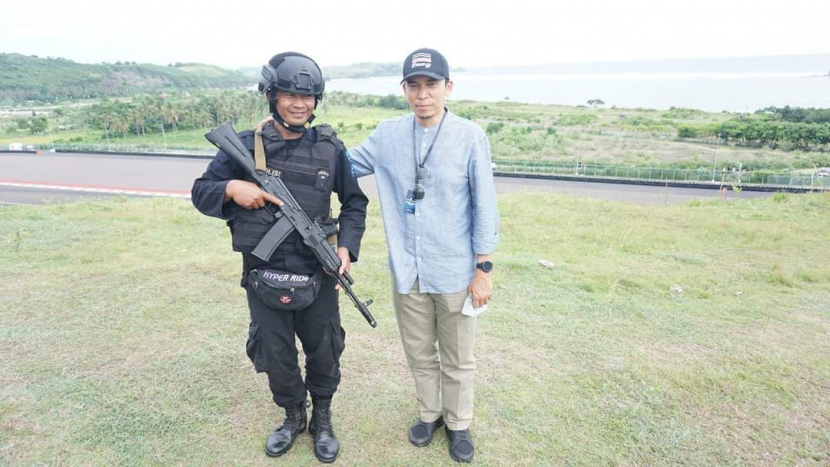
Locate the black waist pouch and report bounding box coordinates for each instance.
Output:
[249,268,322,311]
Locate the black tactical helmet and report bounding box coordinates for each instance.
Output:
[258,52,325,102]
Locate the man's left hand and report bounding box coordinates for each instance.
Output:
[334,247,351,290]
[468,270,492,308]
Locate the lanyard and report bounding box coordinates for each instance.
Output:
[412,108,448,171]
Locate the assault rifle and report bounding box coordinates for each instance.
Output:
[205,122,377,328]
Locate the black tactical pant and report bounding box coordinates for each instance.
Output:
[245,271,346,408]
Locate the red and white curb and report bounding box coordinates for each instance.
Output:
[0,180,191,199]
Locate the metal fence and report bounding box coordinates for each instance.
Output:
[493,159,830,189]
[19,143,828,189]
[31,142,214,156]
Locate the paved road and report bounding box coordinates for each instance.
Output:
[0,152,771,206]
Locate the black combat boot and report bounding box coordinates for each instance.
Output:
[265,402,307,457]
[309,395,339,463]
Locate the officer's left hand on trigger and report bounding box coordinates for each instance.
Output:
[334,246,351,290]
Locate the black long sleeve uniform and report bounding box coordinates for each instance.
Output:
[191,126,368,277]
[191,125,368,406]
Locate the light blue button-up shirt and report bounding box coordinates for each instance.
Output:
[348,111,499,294]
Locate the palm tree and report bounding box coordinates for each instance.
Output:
[96,102,119,149]
[110,113,128,139]
[129,105,146,138]
[146,95,168,148]
[163,100,182,135]
[191,107,213,130]
[216,93,235,123]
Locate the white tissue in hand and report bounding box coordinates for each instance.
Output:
[462,295,487,317]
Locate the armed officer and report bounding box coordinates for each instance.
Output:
[191,52,368,463]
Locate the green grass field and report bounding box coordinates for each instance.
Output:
[1,192,829,466]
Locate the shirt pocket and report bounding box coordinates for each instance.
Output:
[430,159,469,204]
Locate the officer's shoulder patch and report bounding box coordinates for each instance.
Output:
[343,149,357,179]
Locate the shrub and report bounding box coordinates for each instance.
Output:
[677,125,702,138]
[486,122,505,135]
[556,114,598,126]
[663,107,703,119]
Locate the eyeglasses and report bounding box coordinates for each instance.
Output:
[412,165,430,200]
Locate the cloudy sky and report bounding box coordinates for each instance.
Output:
[2,0,829,69]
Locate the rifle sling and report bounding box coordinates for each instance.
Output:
[254,122,268,172]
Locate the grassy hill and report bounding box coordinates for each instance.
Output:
[323,62,400,79]
[323,62,401,79]
[0,53,256,104]
[240,62,401,81]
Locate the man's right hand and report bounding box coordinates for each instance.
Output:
[224,180,283,209]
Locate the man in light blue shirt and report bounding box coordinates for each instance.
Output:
[348,48,499,463]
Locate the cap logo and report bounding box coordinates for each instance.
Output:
[411,52,432,69]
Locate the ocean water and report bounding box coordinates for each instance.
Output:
[326,72,830,112]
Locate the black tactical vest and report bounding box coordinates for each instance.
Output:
[229,124,343,258]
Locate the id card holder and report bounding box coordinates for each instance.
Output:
[404,190,416,214]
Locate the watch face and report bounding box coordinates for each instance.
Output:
[479,261,493,272]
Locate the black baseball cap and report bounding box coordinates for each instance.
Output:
[401,48,450,83]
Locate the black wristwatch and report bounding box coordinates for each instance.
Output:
[476,261,493,273]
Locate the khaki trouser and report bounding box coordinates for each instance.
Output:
[392,278,478,431]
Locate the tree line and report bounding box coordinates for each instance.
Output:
[677,107,830,149]
[10,91,262,142]
[677,119,830,149]
[89,92,265,143]
[323,91,409,109]
[9,90,409,141]
[757,106,830,124]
